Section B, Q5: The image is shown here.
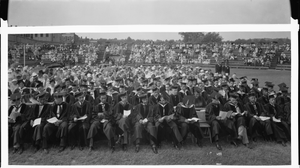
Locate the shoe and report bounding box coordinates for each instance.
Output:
[157,143,161,149]
[34,146,40,153]
[89,146,93,152]
[244,143,253,149]
[174,144,180,150]
[135,145,140,153]
[79,146,84,151]
[197,141,203,148]
[58,146,65,153]
[18,147,24,155]
[230,141,238,147]
[252,137,257,142]
[111,146,115,153]
[281,142,287,147]
[12,148,18,154]
[43,149,49,154]
[237,135,242,140]
[122,144,127,151]
[71,145,75,150]
[215,143,222,150]
[152,146,158,154]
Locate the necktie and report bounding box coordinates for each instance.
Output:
[253,103,258,115]
[39,105,43,116]
[102,104,105,112]
[235,105,241,113]
[163,106,165,116]
[57,105,62,118]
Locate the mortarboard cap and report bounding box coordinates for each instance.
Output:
[265,81,274,87]
[229,93,239,99]
[138,93,148,99]
[119,92,127,98]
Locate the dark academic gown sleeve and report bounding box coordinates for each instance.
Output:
[177,106,197,123]
[205,103,217,124]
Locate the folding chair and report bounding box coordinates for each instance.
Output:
[196,108,212,143]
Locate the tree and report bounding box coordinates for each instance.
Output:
[179,32,205,43]
[179,32,223,44]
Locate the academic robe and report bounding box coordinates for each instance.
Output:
[149,95,161,106]
[114,102,134,145]
[264,103,290,142]
[9,103,32,148]
[155,103,183,145]
[205,102,237,142]
[68,100,92,147]
[244,102,273,138]
[30,104,52,144]
[176,105,203,142]
[257,95,269,106]
[94,95,113,107]
[65,93,76,105]
[169,94,183,107]
[42,102,71,149]
[133,103,158,145]
[223,101,249,144]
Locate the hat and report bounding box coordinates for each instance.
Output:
[248,92,256,98]
[49,78,55,83]
[75,92,84,98]
[268,92,276,99]
[265,81,274,87]
[251,78,258,82]
[262,87,268,91]
[17,80,25,85]
[127,78,133,82]
[278,83,287,89]
[280,87,289,93]
[119,92,127,98]
[229,93,239,99]
[36,81,43,88]
[239,76,247,80]
[229,78,235,82]
[11,93,21,101]
[148,82,154,87]
[99,91,107,96]
[32,72,38,77]
[171,85,178,89]
[138,94,148,99]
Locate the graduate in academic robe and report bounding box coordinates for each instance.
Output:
[126,78,135,95]
[30,92,52,152]
[130,86,144,106]
[175,96,204,148]
[80,84,95,107]
[223,93,252,149]
[116,85,128,102]
[228,78,238,93]
[264,93,290,146]
[257,87,269,106]
[8,93,32,154]
[68,92,92,150]
[132,94,158,154]
[149,87,161,106]
[114,92,134,151]
[107,82,119,107]
[155,95,183,149]
[94,85,114,106]
[205,95,237,150]
[275,87,291,112]
[202,85,222,105]
[218,82,230,105]
[244,93,273,142]
[194,89,207,108]
[179,81,192,98]
[169,85,183,107]
[42,92,72,154]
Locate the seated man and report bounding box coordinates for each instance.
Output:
[114,92,134,151]
[223,93,252,149]
[264,93,290,146]
[69,92,92,151]
[9,93,32,154]
[30,92,52,153]
[205,95,237,150]
[175,96,203,148]
[244,93,273,142]
[42,92,71,154]
[132,94,158,154]
[155,95,183,149]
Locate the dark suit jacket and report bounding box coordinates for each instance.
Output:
[30,104,52,123]
[48,102,71,122]
[70,100,92,124]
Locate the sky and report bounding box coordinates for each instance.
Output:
[76,32,291,41]
[8,0,291,26]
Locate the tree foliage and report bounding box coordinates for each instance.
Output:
[178,32,223,43]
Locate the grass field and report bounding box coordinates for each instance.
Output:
[9,137,291,165]
[8,68,292,165]
[205,68,291,92]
